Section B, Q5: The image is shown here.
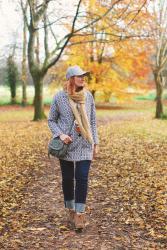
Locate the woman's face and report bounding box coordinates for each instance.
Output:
[73,75,85,89]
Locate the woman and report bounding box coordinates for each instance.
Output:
[48,65,99,230]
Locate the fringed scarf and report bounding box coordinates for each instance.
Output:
[67,89,93,144]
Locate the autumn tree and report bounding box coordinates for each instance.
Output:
[20,0,122,120]
[65,0,150,101]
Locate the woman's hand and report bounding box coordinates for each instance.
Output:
[59,134,73,144]
[93,144,99,160]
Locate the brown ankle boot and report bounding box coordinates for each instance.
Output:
[66,208,75,224]
[74,212,85,229]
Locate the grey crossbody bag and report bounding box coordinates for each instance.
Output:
[48,119,74,159]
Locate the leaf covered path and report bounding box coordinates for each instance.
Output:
[0,113,167,249]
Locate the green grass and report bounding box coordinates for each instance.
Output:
[0,86,54,105]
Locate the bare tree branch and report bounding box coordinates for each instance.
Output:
[44,0,83,71]
[126,0,147,26]
[44,8,49,60]
[20,0,29,30]
[34,16,70,31]
[71,0,82,33]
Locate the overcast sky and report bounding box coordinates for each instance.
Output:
[0,1,22,55]
[0,0,78,62]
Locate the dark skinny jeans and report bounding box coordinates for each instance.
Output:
[59,159,91,212]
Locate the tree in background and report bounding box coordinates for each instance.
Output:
[150,0,167,118]
[64,37,151,102]
[63,0,151,102]
[21,0,28,106]
[5,55,20,104]
[62,0,150,101]
[20,0,122,120]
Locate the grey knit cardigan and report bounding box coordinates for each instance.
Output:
[48,90,99,161]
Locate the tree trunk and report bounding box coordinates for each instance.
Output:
[21,48,27,106]
[155,74,163,118]
[11,97,17,104]
[33,76,46,121]
[22,80,27,106]
[21,1,28,106]
[36,31,40,64]
[28,24,46,120]
[11,82,17,104]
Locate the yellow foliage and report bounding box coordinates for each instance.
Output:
[50,0,153,100]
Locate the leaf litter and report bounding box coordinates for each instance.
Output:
[0,113,166,249]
